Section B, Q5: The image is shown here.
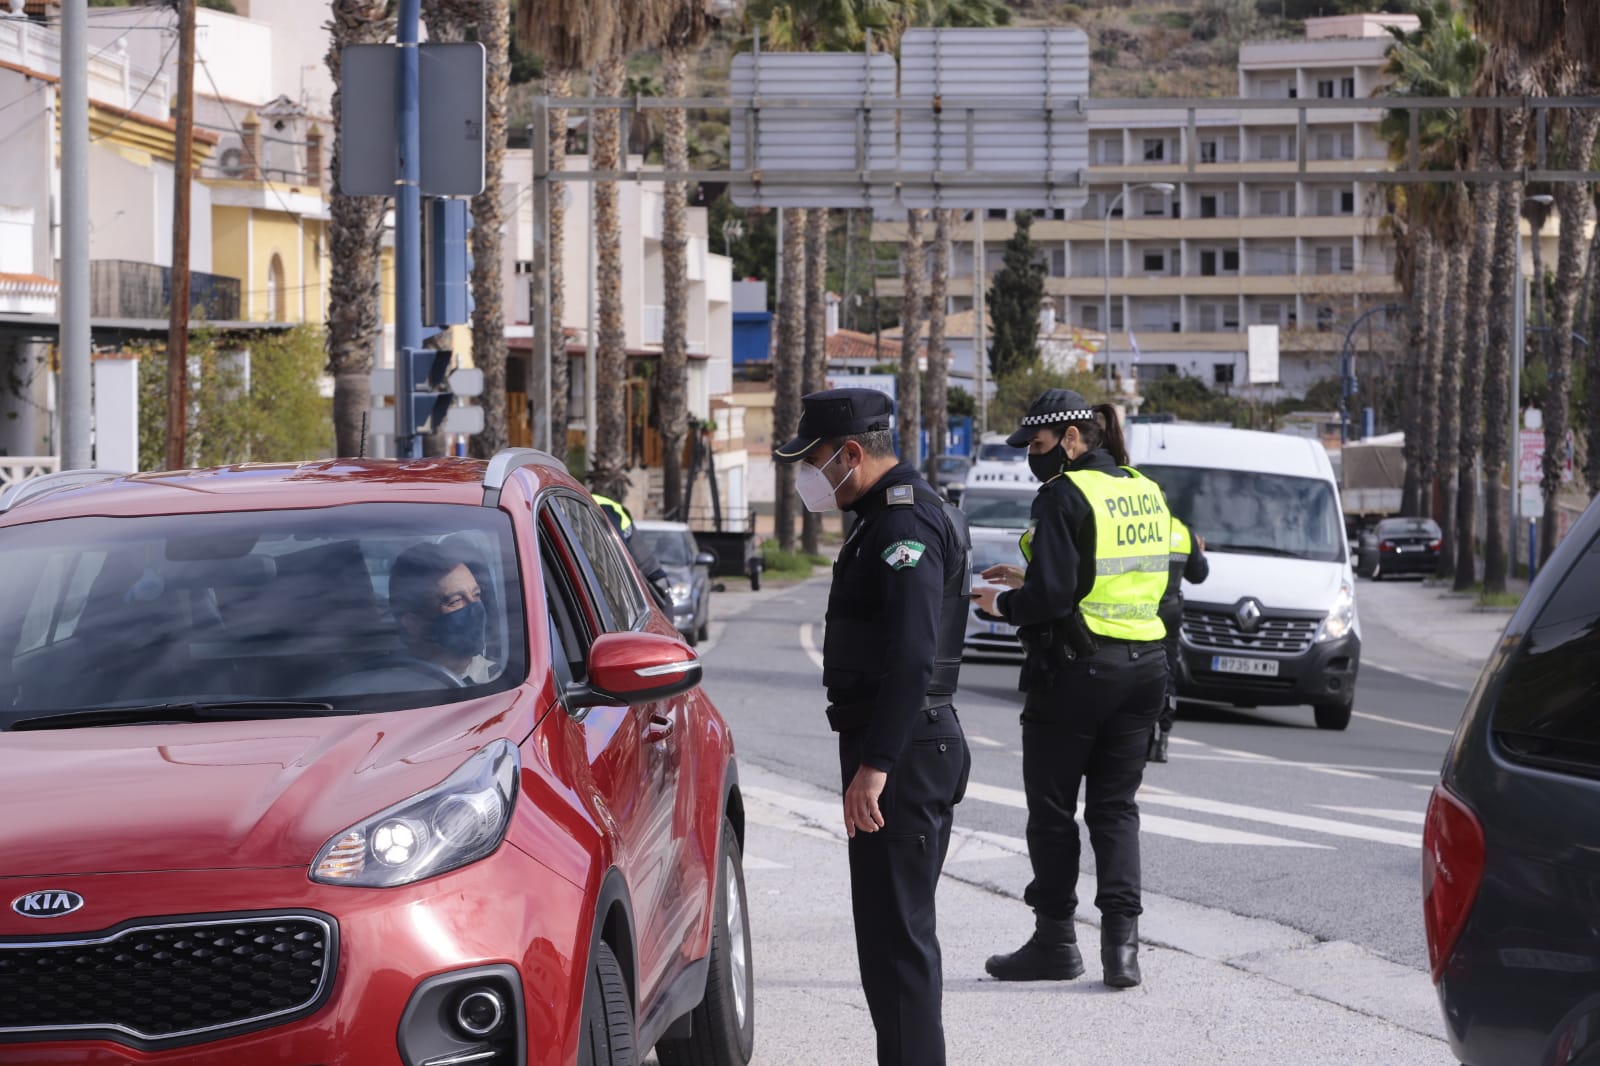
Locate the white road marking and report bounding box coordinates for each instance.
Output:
[1210,746,1274,760]
[1363,659,1472,692]
[742,856,787,870]
[698,622,722,656]
[1305,767,1378,780]
[1353,711,1456,736]
[966,734,1005,749]
[1316,805,1428,826]
[1170,753,1440,776]
[1167,735,1206,747]
[1138,793,1422,849]
[961,782,1331,849]
[798,623,825,671]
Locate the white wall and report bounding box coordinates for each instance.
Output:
[92,358,139,471]
[0,67,53,277]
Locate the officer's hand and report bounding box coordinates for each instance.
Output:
[1196,536,1205,551]
[981,563,1025,589]
[971,585,1004,617]
[843,765,888,837]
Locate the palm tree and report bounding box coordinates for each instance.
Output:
[773,206,807,551]
[1436,242,1466,579]
[545,71,571,461]
[659,1,720,520]
[469,0,512,458]
[897,209,926,461]
[325,0,396,457]
[1456,175,1498,589]
[922,208,952,459]
[801,206,828,554]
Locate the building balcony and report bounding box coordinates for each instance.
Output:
[89,260,242,322]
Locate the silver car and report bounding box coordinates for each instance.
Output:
[632,520,715,645]
[963,528,1026,661]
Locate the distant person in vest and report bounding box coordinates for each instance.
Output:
[1149,516,1208,763]
[970,389,1171,989]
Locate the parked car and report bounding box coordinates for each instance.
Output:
[1357,516,1442,579]
[963,528,1027,661]
[1426,492,1600,1066]
[0,453,754,1066]
[633,520,716,646]
[925,454,973,504]
[1129,423,1360,731]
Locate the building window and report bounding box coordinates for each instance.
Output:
[1200,140,1217,164]
[1201,250,1217,277]
[1081,304,1100,329]
[1340,130,1355,158]
[1339,246,1355,273]
[1198,304,1217,331]
[1143,138,1166,162]
[1316,306,1335,332]
[1259,134,1285,161]
[1260,189,1283,216]
[1049,249,1067,277]
[1109,304,1124,331]
[1341,77,1356,98]
[1223,249,1240,272]
[1259,302,1282,325]
[1100,139,1124,165]
[1142,190,1168,216]
[1317,79,1335,99]
[1315,246,1335,275]
[1143,250,1165,273]
[1222,304,1239,329]
[1200,194,1218,219]
[267,253,286,321]
[1341,190,1355,214]
[1215,362,1236,386]
[987,208,1008,220]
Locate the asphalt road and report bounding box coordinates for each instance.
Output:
[698,573,1475,975]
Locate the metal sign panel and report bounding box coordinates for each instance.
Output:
[898,28,1090,210]
[337,43,486,197]
[1247,324,1280,385]
[728,52,897,209]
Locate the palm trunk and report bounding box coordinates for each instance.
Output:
[801,207,828,555]
[1587,221,1600,494]
[325,0,395,457]
[468,0,510,458]
[1455,172,1497,590]
[546,71,571,462]
[1483,111,1527,595]
[1542,108,1600,561]
[659,46,691,519]
[922,209,952,459]
[588,57,629,500]
[773,207,807,552]
[1436,243,1465,580]
[898,209,927,463]
[1418,231,1442,519]
[1399,229,1430,518]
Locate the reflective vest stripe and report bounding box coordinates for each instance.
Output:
[1079,600,1160,621]
[1064,468,1171,641]
[1096,554,1170,576]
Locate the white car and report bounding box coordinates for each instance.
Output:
[963,527,1027,661]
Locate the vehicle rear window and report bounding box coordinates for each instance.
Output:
[1492,531,1600,776]
[1139,464,1346,564]
[635,529,694,567]
[1377,519,1439,538]
[961,491,1033,530]
[0,503,528,725]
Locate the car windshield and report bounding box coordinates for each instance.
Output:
[1377,519,1439,538]
[635,529,694,567]
[0,503,528,727]
[935,457,969,475]
[977,442,1024,462]
[962,491,1033,530]
[970,536,1024,572]
[1139,465,1346,563]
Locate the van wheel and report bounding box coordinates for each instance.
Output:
[579,941,636,1066]
[656,819,755,1066]
[1314,698,1354,731]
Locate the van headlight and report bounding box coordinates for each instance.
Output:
[1315,580,1356,643]
[312,740,519,888]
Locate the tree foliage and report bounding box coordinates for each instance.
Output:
[986,210,1046,380]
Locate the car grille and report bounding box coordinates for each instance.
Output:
[1182,606,1320,655]
[0,912,335,1047]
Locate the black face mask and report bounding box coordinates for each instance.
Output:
[431,600,487,659]
[1028,445,1067,483]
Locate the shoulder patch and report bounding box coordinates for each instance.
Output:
[881,538,927,570]
[887,484,915,506]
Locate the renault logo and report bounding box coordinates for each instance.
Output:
[12,890,84,919]
[1235,598,1263,633]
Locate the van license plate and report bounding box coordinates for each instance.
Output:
[1212,656,1279,677]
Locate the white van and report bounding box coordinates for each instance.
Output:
[1128,423,1359,730]
[960,435,1038,532]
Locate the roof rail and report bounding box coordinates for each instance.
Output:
[0,468,130,514]
[482,448,567,508]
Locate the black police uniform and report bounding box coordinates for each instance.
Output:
[775,388,973,1066]
[1153,525,1209,760]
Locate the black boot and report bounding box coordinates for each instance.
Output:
[1146,725,1169,764]
[984,916,1085,981]
[1101,915,1141,989]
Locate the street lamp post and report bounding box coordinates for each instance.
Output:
[1337,303,1403,445]
[1103,181,1175,394]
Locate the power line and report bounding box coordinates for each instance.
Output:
[89,29,178,143]
[195,53,311,220]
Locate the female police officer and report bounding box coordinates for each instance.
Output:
[970,388,1170,989]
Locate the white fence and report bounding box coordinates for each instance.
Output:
[0,456,59,491]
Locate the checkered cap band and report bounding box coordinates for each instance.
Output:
[1019,409,1093,427]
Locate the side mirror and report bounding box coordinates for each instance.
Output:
[693,551,717,568]
[572,631,702,707]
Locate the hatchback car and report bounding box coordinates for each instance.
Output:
[1359,516,1442,579]
[963,529,1026,661]
[0,452,754,1066]
[1426,493,1600,1065]
[632,520,715,646]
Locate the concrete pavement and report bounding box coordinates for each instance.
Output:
[1354,574,1517,692]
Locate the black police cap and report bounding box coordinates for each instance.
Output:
[1005,388,1095,448]
[773,387,895,463]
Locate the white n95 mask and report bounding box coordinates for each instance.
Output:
[796,446,854,512]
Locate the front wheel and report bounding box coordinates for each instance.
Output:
[579,941,636,1066]
[1313,697,1354,731]
[656,819,755,1066]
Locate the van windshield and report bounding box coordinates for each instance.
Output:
[1139,465,1346,563]
[977,442,1024,463]
[962,491,1033,530]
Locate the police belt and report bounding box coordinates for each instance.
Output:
[826,696,952,733]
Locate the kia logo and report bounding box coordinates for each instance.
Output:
[1235,598,1263,633]
[12,890,85,919]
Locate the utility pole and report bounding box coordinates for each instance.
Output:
[164,0,197,470]
[974,212,987,437]
[393,0,423,458]
[59,0,90,470]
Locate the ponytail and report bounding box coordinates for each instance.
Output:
[1063,403,1129,466]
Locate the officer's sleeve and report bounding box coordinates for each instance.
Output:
[858,508,946,773]
[998,490,1083,627]
[1184,544,1209,584]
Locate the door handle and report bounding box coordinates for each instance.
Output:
[644,713,675,743]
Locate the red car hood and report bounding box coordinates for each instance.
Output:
[0,692,539,877]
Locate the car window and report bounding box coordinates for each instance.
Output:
[1140,465,1346,563]
[1491,531,1600,777]
[1377,519,1439,538]
[635,529,693,567]
[970,536,1024,572]
[541,537,592,690]
[962,491,1034,530]
[0,504,528,724]
[555,496,648,632]
[977,443,1024,462]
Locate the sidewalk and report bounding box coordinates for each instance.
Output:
[1354,575,1522,691]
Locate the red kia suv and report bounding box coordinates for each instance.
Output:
[0,451,754,1066]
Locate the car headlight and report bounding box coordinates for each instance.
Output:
[1315,579,1356,643]
[669,583,692,605]
[312,739,519,888]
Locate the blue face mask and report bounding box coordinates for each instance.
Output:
[431,600,486,659]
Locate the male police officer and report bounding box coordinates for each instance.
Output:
[774,387,973,1066]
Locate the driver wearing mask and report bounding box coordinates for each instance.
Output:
[388,542,496,684]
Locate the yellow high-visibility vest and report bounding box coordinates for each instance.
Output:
[1060,468,1171,641]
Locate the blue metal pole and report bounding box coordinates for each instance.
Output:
[395,0,422,458]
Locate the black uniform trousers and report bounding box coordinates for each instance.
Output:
[1020,640,1167,921]
[1158,602,1183,734]
[838,705,971,1066]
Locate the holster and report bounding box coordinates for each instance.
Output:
[1020,612,1099,678]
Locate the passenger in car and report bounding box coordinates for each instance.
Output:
[388,542,497,684]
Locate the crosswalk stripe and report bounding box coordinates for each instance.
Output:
[1306,767,1378,780]
[1138,793,1421,848]
[966,734,1005,749]
[798,624,824,671]
[1316,805,1427,826]
[1352,711,1455,736]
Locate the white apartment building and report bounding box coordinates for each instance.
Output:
[873,13,1426,398]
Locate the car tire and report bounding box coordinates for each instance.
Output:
[579,941,636,1066]
[686,627,699,648]
[656,819,755,1066]
[697,615,710,643]
[1313,697,1354,731]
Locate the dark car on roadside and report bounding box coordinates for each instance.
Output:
[1358,516,1441,579]
[1425,493,1600,1066]
[633,519,716,646]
